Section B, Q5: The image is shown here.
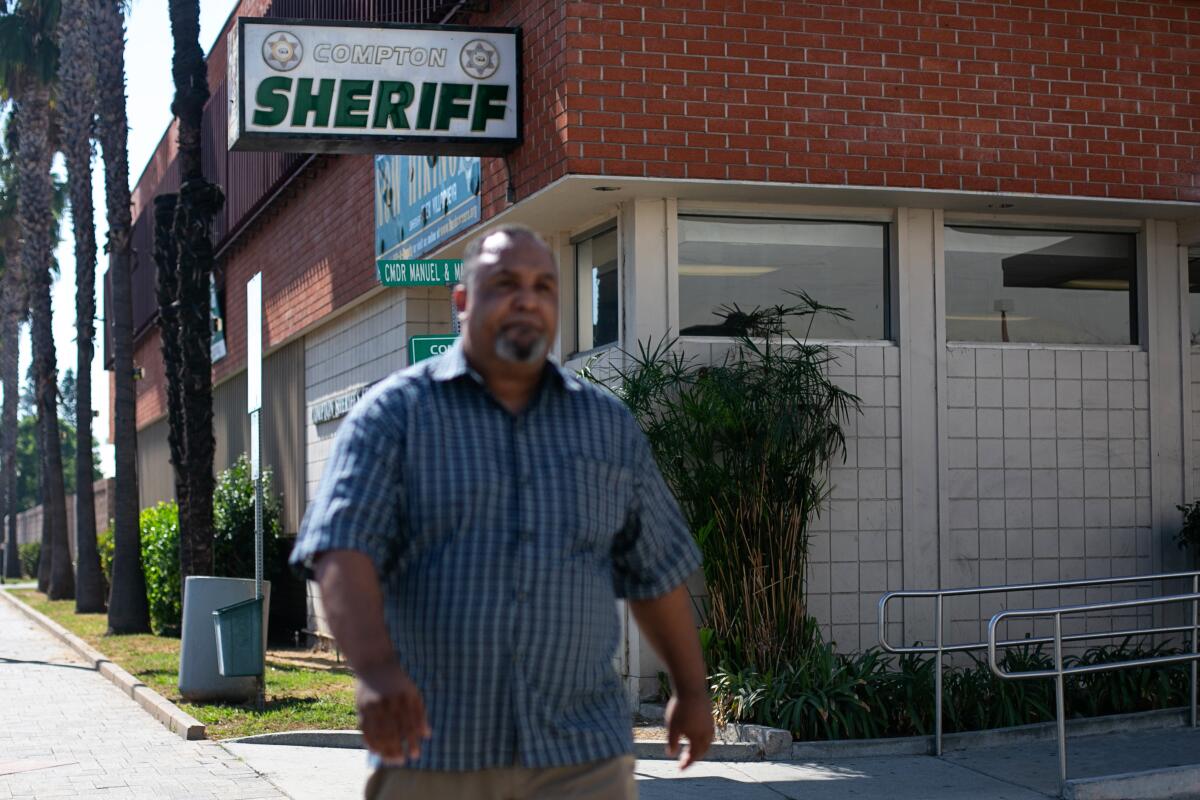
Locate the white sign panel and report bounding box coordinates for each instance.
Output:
[247,272,262,414]
[229,18,521,155]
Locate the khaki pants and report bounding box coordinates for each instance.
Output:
[365,755,637,800]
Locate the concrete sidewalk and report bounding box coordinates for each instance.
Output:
[223,724,1200,800]
[0,588,286,800]
[222,742,1047,799]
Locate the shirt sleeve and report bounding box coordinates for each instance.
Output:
[610,423,702,600]
[290,388,405,579]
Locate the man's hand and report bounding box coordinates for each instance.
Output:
[665,690,714,769]
[355,662,432,763]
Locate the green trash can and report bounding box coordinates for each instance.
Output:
[212,596,263,677]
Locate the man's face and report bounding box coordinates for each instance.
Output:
[458,232,559,367]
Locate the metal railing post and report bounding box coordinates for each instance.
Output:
[936,594,944,756]
[1053,612,1068,790]
[1192,574,1198,729]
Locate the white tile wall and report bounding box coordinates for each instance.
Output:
[945,346,1153,645]
[304,287,452,502]
[812,344,904,652]
[1192,351,1200,500]
[303,287,453,638]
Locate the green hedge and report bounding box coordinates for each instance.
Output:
[135,455,283,637]
[97,524,115,595]
[140,502,181,636]
[213,454,283,583]
[18,542,39,579]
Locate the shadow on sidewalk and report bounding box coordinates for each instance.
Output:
[0,656,97,672]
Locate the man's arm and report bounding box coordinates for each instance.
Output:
[314,550,429,762]
[629,584,713,768]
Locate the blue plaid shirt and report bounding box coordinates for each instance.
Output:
[291,343,701,771]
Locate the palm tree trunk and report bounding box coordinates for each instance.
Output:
[0,250,21,580]
[60,0,104,612]
[19,91,75,601]
[169,0,222,582]
[154,192,187,518]
[95,0,148,632]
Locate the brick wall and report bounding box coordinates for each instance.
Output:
[480,0,1198,202]
[462,0,572,216]
[134,155,374,424]
[214,155,377,384]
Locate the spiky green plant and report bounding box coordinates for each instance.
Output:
[585,293,859,674]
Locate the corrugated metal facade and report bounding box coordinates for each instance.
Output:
[138,338,306,535]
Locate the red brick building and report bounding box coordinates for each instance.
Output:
[113,0,1199,701]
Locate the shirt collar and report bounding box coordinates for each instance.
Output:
[430,339,576,393]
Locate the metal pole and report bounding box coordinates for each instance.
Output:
[251,407,264,709]
[936,594,944,757]
[1192,574,1197,729]
[1054,612,1068,789]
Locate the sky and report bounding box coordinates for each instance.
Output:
[14,0,238,477]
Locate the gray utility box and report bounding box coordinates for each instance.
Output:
[179,576,270,702]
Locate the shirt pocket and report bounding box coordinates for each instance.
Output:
[567,456,634,558]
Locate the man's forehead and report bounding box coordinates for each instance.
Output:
[477,231,557,272]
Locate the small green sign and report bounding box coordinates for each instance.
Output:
[378,259,463,287]
[409,335,459,364]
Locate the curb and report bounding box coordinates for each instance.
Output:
[0,587,206,741]
[635,741,759,761]
[1064,763,1200,800]
[226,729,762,762]
[786,707,1190,760]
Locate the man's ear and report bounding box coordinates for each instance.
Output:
[453,283,468,316]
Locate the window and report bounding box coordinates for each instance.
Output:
[1189,247,1200,346]
[944,226,1138,346]
[677,215,889,340]
[574,225,618,352]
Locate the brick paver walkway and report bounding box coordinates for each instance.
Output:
[0,590,289,799]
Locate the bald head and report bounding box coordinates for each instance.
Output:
[454,224,559,372]
[461,224,554,290]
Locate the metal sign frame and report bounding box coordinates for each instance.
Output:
[230,17,523,156]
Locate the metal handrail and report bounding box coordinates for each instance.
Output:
[877,570,1200,757]
[988,591,1200,791]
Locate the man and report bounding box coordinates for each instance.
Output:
[291,224,713,799]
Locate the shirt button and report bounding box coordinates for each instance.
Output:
[516,590,527,602]
[519,530,532,542]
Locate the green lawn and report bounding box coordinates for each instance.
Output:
[10,589,358,739]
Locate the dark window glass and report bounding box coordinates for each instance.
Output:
[1189,247,1200,346]
[678,216,888,340]
[945,226,1137,345]
[575,227,618,352]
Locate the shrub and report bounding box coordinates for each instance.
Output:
[709,635,1191,741]
[97,523,115,592]
[18,541,39,579]
[140,501,181,636]
[213,454,283,581]
[586,295,858,674]
[1176,500,1200,567]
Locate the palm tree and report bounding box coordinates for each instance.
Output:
[0,0,74,600]
[58,0,102,611]
[94,0,146,632]
[166,0,222,583]
[0,118,23,581]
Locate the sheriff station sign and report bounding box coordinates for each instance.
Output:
[229,19,520,155]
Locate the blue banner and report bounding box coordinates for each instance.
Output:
[375,155,482,264]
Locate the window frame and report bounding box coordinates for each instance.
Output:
[675,212,895,343]
[942,223,1142,348]
[570,219,620,358]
